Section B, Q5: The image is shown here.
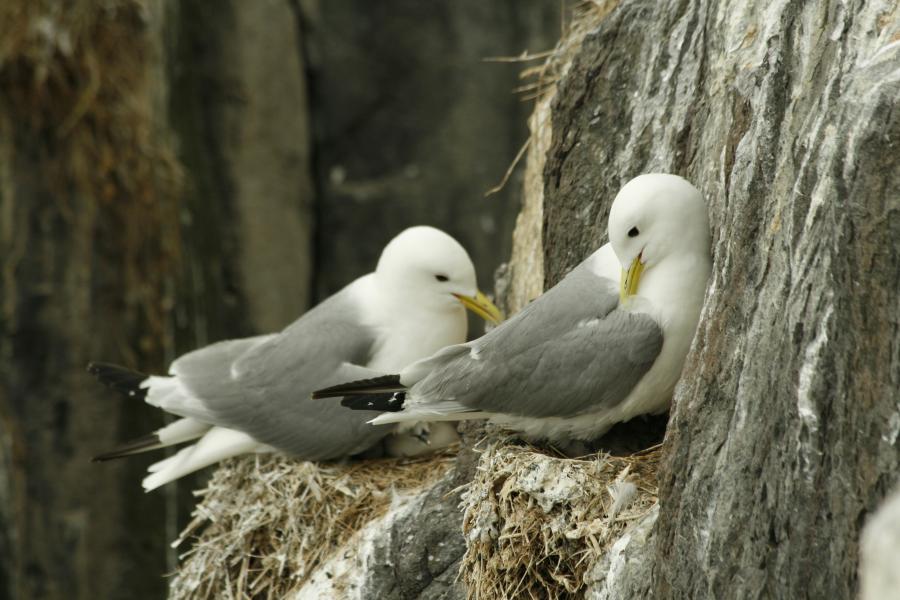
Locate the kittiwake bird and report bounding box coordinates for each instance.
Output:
[313,174,711,442]
[88,226,502,491]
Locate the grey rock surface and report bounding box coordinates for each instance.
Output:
[163,0,321,570]
[355,446,477,600]
[0,0,317,593]
[585,506,658,600]
[542,0,900,598]
[167,0,314,337]
[293,428,482,600]
[0,2,184,598]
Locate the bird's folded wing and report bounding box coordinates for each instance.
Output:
[170,334,276,390]
[399,343,471,385]
[138,335,277,424]
[235,359,394,458]
[410,266,664,419]
[158,289,392,458]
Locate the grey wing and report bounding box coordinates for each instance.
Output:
[241,360,394,458]
[170,287,393,459]
[170,334,277,386]
[399,344,471,385]
[412,266,663,418]
[147,335,277,423]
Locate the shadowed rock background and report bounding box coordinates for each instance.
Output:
[1,0,898,599]
[0,1,558,598]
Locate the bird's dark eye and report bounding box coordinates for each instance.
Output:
[435,274,449,282]
[627,226,640,238]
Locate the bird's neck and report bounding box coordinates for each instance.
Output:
[632,252,710,332]
[363,281,468,372]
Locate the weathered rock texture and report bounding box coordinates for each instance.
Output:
[295,446,479,600]
[0,2,182,598]
[166,0,315,338]
[541,0,900,597]
[299,0,560,300]
[160,0,321,536]
[0,0,317,597]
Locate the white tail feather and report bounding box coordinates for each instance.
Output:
[141,376,179,408]
[147,445,192,474]
[141,375,216,421]
[142,427,263,492]
[156,417,210,446]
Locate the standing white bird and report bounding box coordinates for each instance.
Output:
[314,174,711,442]
[89,226,502,491]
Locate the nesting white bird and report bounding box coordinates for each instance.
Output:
[315,174,711,442]
[89,226,502,491]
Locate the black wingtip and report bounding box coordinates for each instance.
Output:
[92,433,162,462]
[312,374,404,399]
[340,392,406,412]
[87,362,149,400]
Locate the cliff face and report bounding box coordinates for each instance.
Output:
[0,3,183,597]
[4,0,895,598]
[541,0,900,597]
[174,1,898,598]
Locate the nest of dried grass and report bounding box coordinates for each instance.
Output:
[168,451,456,600]
[460,441,660,600]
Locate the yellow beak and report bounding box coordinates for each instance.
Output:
[619,255,645,303]
[454,290,504,324]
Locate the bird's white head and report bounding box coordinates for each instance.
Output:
[608,174,710,301]
[375,226,503,324]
